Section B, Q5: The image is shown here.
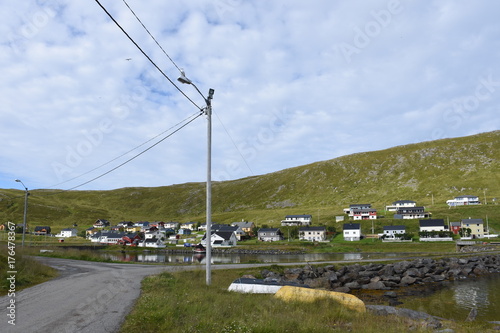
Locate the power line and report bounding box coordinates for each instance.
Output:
[94,0,202,111]
[47,111,202,189]
[38,112,204,195]
[121,0,183,74]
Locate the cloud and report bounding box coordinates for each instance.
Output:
[1,0,499,190]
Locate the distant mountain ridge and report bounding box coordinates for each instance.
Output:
[1,130,498,229]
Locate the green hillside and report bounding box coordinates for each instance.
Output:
[1,131,499,234]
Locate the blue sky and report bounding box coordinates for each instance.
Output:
[1,0,499,191]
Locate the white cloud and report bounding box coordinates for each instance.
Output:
[1,0,499,190]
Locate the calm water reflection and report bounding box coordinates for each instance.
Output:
[99,250,499,321]
[401,273,500,322]
[100,251,405,264]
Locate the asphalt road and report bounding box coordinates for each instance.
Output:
[1,257,192,333]
[1,256,409,333]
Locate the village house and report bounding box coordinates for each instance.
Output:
[164,221,180,230]
[56,228,78,238]
[281,214,312,226]
[299,226,326,242]
[343,223,361,241]
[93,219,110,228]
[180,222,198,230]
[446,195,480,206]
[343,204,371,216]
[201,231,238,247]
[231,221,255,236]
[258,228,284,242]
[352,208,377,220]
[212,225,245,240]
[138,238,166,248]
[450,221,462,235]
[385,200,417,212]
[382,225,406,239]
[33,226,51,235]
[393,206,431,219]
[419,219,448,232]
[461,218,485,238]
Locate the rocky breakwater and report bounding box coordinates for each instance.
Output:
[261,254,500,293]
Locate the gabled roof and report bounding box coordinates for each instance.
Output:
[285,214,312,218]
[299,226,326,232]
[419,219,445,227]
[258,228,281,233]
[383,225,405,231]
[461,218,483,224]
[202,231,235,241]
[349,204,371,208]
[343,223,361,230]
[450,221,462,227]
[392,200,416,204]
[231,221,254,228]
[455,195,478,199]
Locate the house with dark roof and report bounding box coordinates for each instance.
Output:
[419,219,447,232]
[394,206,431,219]
[446,195,480,206]
[461,218,484,238]
[343,223,361,241]
[201,231,238,247]
[33,226,51,235]
[93,219,110,228]
[382,225,406,239]
[258,228,284,242]
[343,204,371,216]
[385,200,417,211]
[299,226,326,241]
[281,215,312,226]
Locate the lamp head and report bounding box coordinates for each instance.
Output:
[177,69,192,85]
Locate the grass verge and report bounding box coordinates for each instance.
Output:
[119,267,495,333]
[0,246,58,296]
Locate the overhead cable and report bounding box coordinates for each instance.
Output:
[94,0,202,111]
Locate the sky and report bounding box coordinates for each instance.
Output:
[1,0,499,191]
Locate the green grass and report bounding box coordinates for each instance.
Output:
[119,267,497,333]
[0,246,58,296]
[0,131,498,236]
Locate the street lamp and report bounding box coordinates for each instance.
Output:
[15,179,29,247]
[178,71,215,285]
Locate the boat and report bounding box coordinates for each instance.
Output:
[193,244,206,253]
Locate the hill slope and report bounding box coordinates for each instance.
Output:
[1,131,499,231]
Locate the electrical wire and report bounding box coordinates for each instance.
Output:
[94,0,202,111]
[121,0,183,74]
[46,111,202,189]
[39,111,204,195]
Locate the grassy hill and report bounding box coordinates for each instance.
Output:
[1,130,499,235]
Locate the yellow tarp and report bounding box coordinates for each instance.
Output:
[274,286,366,313]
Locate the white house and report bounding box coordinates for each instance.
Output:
[201,231,238,247]
[343,223,361,241]
[385,200,417,212]
[299,226,326,241]
[343,204,371,216]
[181,222,198,230]
[419,219,447,232]
[382,225,406,238]
[394,206,430,219]
[258,228,284,242]
[281,215,312,226]
[352,208,377,220]
[138,238,166,248]
[56,228,78,238]
[446,195,480,206]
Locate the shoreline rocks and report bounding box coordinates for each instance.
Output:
[260,254,500,293]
